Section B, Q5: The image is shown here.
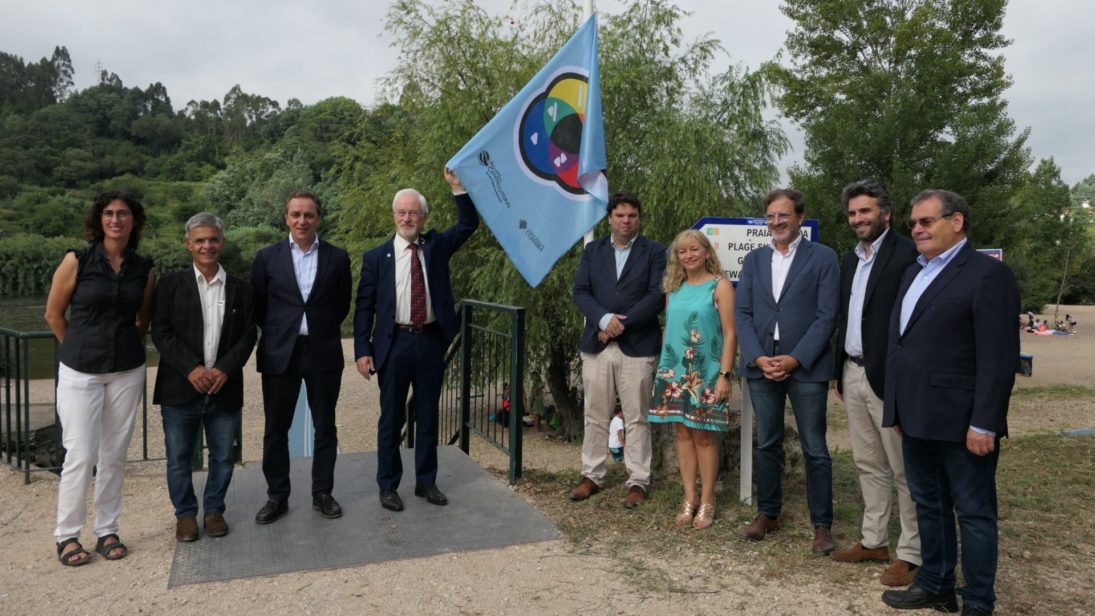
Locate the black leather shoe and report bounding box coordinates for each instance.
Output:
[414,484,448,506]
[881,584,959,612]
[379,490,404,512]
[254,499,288,525]
[312,493,343,519]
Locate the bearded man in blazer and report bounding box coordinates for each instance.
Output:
[152,212,256,541]
[734,188,840,554]
[829,180,921,586]
[881,190,1019,616]
[354,168,479,512]
[251,191,352,524]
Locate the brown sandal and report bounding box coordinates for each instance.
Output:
[692,503,716,529]
[95,534,128,561]
[56,538,91,567]
[675,501,698,525]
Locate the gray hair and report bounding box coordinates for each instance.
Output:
[391,188,429,215]
[185,212,225,238]
[910,189,970,232]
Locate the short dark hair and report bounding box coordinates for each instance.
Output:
[283,190,324,217]
[911,189,970,232]
[763,188,805,216]
[841,179,893,215]
[85,190,146,251]
[607,190,641,216]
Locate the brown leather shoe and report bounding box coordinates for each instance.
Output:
[569,477,601,501]
[741,514,779,540]
[812,526,836,555]
[831,541,890,563]
[622,485,646,509]
[204,512,229,537]
[881,559,919,587]
[176,516,199,542]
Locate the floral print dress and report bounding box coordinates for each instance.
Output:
[648,278,728,432]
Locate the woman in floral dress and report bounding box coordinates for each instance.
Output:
[649,230,736,529]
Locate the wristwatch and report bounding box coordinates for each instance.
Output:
[719,370,733,379]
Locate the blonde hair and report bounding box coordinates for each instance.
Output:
[662,229,723,294]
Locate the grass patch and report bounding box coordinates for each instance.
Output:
[1011,384,1095,399]
[515,432,1095,613]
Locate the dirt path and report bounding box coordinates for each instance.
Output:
[2,307,1092,615]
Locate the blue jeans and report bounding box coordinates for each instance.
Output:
[162,398,240,518]
[903,435,999,612]
[748,378,833,527]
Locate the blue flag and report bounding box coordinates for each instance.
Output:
[447,15,607,288]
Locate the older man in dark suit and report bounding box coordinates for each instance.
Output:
[152,212,256,541]
[569,190,666,508]
[881,190,1019,616]
[735,188,840,553]
[830,180,921,586]
[354,168,479,512]
[251,191,352,524]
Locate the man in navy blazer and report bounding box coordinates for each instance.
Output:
[829,180,921,586]
[251,191,352,525]
[734,188,840,553]
[569,191,666,508]
[152,212,256,541]
[881,190,1019,615]
[354,168,479,512]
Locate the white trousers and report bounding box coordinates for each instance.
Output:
[54,362,144,542]
[842,360,921,564]
[580,344,655,488]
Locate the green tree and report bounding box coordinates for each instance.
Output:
[768,0,1031,256]
[338,0,786,440]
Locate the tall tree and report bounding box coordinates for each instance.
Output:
[338,0,786,440]
[768,0,1031,255]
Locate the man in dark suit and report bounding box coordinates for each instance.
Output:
[829,180,921,586]
[569,191,666,508]
[354,168,479,512]
[152,212,257,541]
[881,190,1019,616]
[251,191,352,524]
[734,188,840,553]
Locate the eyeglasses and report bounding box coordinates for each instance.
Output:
[101,210,132,220]
[907,213,953,229]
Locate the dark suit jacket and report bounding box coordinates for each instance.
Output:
[151,268,257,409]
[572,234,667,357]
[882,242,1020,442]
[353,193,479,372]
[835,230,918,397]
[734,239,840,382]
[251,238,352,375]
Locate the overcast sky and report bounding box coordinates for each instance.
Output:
[2,0,1091,184]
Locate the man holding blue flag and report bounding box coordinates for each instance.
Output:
[446,15,607,287]
[570,191,666,508]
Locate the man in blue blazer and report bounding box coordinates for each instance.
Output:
[354,168,479,512]
[570,191,666,508]
[734,188,840,553]
[251,191,352,524]
[881,190,1019,616]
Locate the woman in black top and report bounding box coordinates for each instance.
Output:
[44,190,155,566]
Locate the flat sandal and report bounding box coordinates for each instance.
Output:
[692,503,716,529]
[675,501,698,525]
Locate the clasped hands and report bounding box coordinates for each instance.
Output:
[595,314,627,344]
[755,354,799,382]
[187,366,228,394]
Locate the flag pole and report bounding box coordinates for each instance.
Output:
[583,0,596,246]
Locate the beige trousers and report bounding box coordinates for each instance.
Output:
[580,344,655,488]
[842,359,921,564]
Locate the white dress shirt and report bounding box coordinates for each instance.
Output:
[289,235,320,335]
[844,229,890,358]
[193,264,226,368]
[393,234,435,325]
[771,235,802,341]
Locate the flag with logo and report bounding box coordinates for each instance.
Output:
[446,14,607,288]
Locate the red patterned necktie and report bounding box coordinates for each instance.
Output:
[409,243,426,328]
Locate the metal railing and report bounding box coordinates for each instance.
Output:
[1,327,160,484]
[405,300,526,484]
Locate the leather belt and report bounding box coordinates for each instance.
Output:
[397,323,436,334]
[847,355,865,366]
